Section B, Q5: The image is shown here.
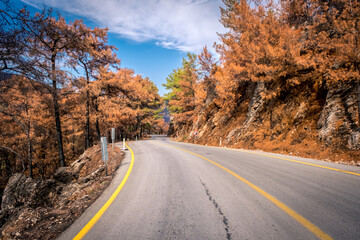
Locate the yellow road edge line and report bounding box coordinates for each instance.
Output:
[73,143,135,240]
[156,142,333,240]
[231,149,360,177]
[173,141,360,177]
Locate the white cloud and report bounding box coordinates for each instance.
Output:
[21,0,226,53]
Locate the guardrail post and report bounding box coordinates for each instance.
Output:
[111,128,115,149]
[101,137,108,176]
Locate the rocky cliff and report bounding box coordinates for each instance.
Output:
[174,81,360,164]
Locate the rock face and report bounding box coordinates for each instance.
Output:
[293,102,307,126]
[1,173,58,210]
[0,145,124,240]
[54,167,75,184]
[243,81,265,129]
[317,84,358,148]
[225,81,265,143]
[349,127,360,150]
[175,79,359,162]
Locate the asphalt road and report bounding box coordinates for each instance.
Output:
[59,136,360,240]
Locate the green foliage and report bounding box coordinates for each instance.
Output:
[163,53,198,126]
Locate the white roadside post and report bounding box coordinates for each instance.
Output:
[194,130,198,144]
[220,137,222,147]
[101,137,108,176]
[111,128,115,149]
[122,138,126,151]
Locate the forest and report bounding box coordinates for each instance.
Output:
[164,0,360,163]
[1,0,359,191]
[0,0,167,188]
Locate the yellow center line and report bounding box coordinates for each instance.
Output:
[177,141,360,177]
[155,141,333,240]
[73,143,135,240]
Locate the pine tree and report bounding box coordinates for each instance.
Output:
[68,22,119,149]
[163,53,198,126]
[22,10,87,167]
[198,46,218,104]
[307,0,360,124]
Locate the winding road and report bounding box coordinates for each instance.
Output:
[59,136,360,240]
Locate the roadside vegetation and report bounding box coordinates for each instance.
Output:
[0,1,169,237]
[164,0,360,164]
[0,1,167,189]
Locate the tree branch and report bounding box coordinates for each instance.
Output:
[0,145,24,159]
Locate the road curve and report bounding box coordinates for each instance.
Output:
[59,136,360,240]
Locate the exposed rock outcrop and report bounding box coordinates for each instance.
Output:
[349,127,360,150]
[174,80,359,163]
[317,84,358,148]
[0,145,124,239]
[1,173,58,210]
[243,81,265,129]
[226,81,265,142]
[54,167,75,184]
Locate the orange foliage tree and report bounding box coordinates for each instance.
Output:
[0,3,163,180]
[21,9,89,167]
[198,46,218,105]
[94,67,161,139]
[0,76,58,178]
[307,0,360,123]
[67,22,119,149]
[166,0,359,146]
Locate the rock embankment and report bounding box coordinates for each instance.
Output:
[0,144,123,240]
[175,81,359,164]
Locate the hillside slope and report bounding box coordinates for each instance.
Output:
[0,145,123,239]
[165,1,360,164]
[173,81,359,164]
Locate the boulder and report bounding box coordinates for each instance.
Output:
[1,173,58,210]
[348,127,360,150]
[70,153,91,176]
[1,173,38,210]
[54,167,75,184]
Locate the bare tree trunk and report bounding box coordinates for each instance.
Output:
[85,96,90,148]
[27,129,32,178]
[52,55,65,167]
[4,156,12,177]
[72,134,76,157]
[40,160,45,180]
[52,81,65,167]
[94,101,101,141]
[357,81,360,126]
[85,68,90,149]
[25,104,33,178]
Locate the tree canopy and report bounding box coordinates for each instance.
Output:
[0,2,165,179]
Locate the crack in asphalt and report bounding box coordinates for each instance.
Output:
[199,177,231,240]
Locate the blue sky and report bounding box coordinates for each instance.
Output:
[12,0,225,96]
